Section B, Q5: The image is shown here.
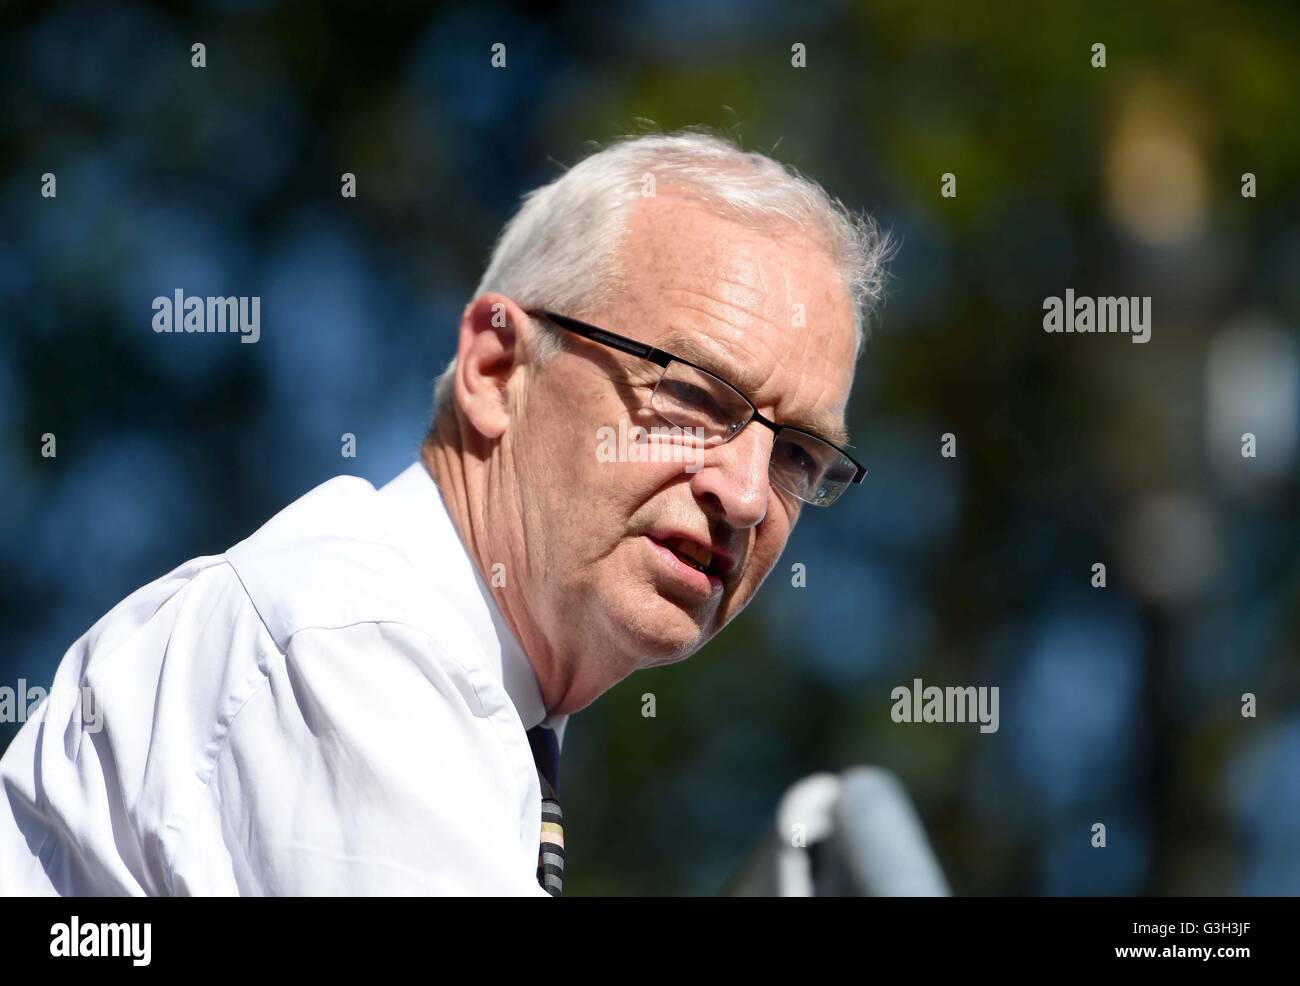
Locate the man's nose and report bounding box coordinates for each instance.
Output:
[687,424,771,529]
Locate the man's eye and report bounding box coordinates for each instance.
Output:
[663,380,716,409]
[779,442,815,471]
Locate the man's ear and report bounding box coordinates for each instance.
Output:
[452,294,534,440]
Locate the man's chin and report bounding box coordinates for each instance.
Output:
[610,588,711,667]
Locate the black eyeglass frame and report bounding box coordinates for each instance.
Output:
[526,308,867,497]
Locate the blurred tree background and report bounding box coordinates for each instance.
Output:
[2,0,1298,895]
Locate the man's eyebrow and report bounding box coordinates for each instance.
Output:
[654,331,852,449]
[812,418,851,449]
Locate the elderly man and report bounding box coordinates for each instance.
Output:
[0,131,889,895]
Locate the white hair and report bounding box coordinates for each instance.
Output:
[431,129,891,416]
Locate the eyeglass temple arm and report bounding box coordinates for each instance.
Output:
[528,309,672,367]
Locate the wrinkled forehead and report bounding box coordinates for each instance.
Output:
[607,194,859,428]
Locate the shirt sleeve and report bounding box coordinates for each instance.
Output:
[170,620,547,896]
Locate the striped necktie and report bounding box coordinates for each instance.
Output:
[526,724,564,896]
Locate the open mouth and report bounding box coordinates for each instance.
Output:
[652,535,726,581]
[662,536,713,573]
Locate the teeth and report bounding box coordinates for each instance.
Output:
[666,537,712,572]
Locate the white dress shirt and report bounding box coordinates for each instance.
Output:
[0,462,567,895]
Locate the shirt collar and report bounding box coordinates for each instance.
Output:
[376,462,568,748]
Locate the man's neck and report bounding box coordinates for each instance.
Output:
[420,419,569,714]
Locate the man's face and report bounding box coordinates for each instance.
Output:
[508,194,857,708]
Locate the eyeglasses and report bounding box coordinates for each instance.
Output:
[527,309,866,507]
